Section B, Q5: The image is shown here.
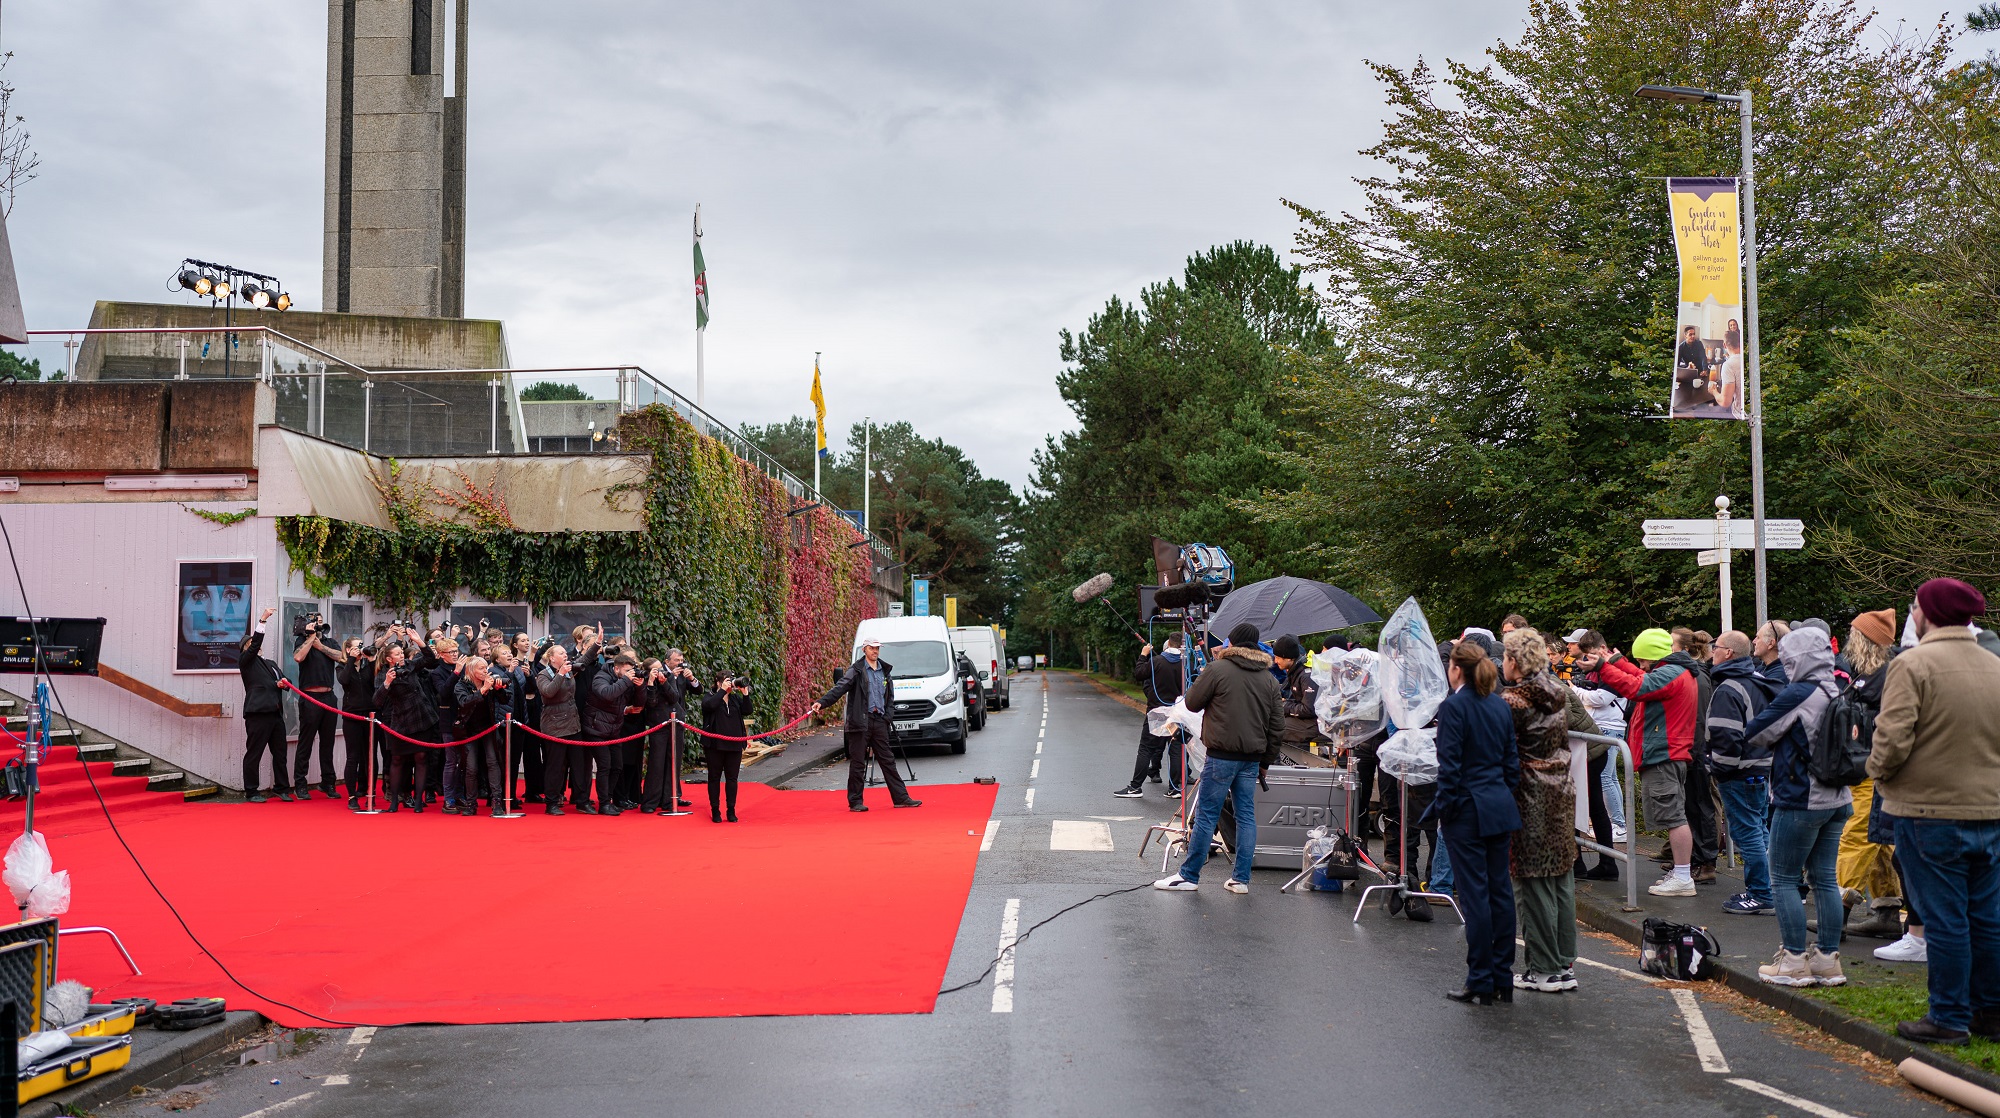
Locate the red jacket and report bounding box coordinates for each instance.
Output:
[1597,653,1698,768]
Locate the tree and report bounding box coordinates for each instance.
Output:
[519,381,592,402]
[0,348,51,381]
[1267,0,1950,639]
[0,54,38,219]
[1020,241,1333,664]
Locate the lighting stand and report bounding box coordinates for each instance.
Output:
[1352,775,1464,924]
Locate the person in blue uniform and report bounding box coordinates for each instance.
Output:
[1428,639,1523,1005]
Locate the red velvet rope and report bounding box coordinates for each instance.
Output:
[282,679,496,749]
[281,679,817,747]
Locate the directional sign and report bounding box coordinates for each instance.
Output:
[1642,519,1804,550]
[1696,548,1726,567]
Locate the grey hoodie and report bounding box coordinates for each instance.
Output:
[1744,627,1850,811]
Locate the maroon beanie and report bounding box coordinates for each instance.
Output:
[1916,578,1986,627]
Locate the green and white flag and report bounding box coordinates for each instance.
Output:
[693,207,709,330]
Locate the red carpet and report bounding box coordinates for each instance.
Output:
[2,745,996,1025]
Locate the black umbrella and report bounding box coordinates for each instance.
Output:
[1206,575,1382,639]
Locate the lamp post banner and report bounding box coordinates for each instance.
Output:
[1666,177,1746,421]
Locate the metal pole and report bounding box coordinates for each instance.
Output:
[1739,90,1767,628]
[177,338,188,381]
[660,716,692,816]
[695,328,705,409]
[495,716,522,818]
[355,715,385,814]
[362,381,372,452]
[1716,496,1733,635]
[863,417,871,532]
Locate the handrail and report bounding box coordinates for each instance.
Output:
[27,326,370,375]
[1570,731,1640,911]
[94,663,224,719]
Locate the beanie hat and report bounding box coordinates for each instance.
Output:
[1227,622,1262,648]
[1272,635,1304,661]
[1631,628,1674,661]
[1850,609,1896,649]
[1917,578,1986,627]
[1797,617,1832,635]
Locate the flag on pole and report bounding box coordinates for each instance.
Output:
[810,355,829,459]
[693,208,709,330]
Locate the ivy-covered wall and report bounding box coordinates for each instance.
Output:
[277,404,876,748]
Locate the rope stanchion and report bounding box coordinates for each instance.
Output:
[352,715,385,815]
[659,716,692,817]
[494,717,524,819]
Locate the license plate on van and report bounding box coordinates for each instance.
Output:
[893,721,919,733]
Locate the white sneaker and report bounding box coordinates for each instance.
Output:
[1153,875,1198,892]
[1758,948,1815,987]
[1874,932,1928,963]
[1648,873,1697,897]
[1612,825,1628,843]
[1223,879,1248,894]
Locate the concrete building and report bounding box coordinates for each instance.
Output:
[324,0,469,318]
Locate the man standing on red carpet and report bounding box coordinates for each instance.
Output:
[811,638,922,813]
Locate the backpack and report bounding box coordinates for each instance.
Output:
[1640,918,1722,981]
[1809,683,1874,787]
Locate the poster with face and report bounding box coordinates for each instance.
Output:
[176,560,253,671]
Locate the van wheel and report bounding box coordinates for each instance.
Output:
[951,726,968,754]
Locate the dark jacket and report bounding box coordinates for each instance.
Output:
[454,676,506,741]
[701,688,753,752]
[1687,659,1714,759]
[818,657,896,733]
[1743,629,1846,812]
[1135,652,1185,707]
[1181,645,1283,765]
[534,665,582,739]
[1429,683,1523,838]
[1280,659,1322,746]
[582,651,639,740]
[239,630,284,716]
[418,648,460,742]
[337,657,376,714]
[645,669,696,724]
[1705,656,1777,781]
[372,655,440,743]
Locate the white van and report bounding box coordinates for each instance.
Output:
[851,615,969,753]
[950,625,1010,710]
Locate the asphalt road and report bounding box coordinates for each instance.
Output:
[105,671,1951,1118]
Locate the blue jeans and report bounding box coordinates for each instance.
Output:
[1431,836,1454,894]
[1718,776,1772,904]
[1769,804,1851,954]
[1893,817,2000,1032]
[1178,757,1259,884]
[1603,766,1627,829]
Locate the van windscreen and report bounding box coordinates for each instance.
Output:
[876,641,952,679]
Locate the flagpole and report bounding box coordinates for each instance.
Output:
[696,328,705,410]
[863,416,871,533]
[814,351,822,497]
[693,204,707,409]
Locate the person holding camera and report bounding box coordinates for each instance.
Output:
[640,651,697,814]
[534,643,581,815]
[701,670,753,822]
[337,636,376,809]
[291,613,345,800]
[577,637,638,815]
[452,656,509,817]
[239,605,292,802]
[371,638,436,812]
[512,634,546,803]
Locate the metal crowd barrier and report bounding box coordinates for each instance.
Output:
[1569,731,1640,911]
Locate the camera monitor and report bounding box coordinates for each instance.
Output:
[0,616,107,675]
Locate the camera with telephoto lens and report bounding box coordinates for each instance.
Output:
[293,612,326,640]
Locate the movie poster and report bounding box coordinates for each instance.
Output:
[1667,177,1746,420]
[175,560,253,671]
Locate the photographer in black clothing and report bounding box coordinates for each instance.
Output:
[291,614,345,800]
[337,637,376,809]
[452,657,509,817]
[640,650,697,813]
[810,638,922,812]
[422,639,464,806]
[1116,633,1186,799]
[576,642,638,815]
[534,644,581,815]
[700,671,752,822]
[240,607,291,802]
[372,639,437,812]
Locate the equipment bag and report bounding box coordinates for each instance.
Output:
[1809,685,1875,788]
[1639,918,1721,981]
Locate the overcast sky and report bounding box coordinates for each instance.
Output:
[0,2,1966,489]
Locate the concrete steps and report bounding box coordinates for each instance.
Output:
[0,685,216,799]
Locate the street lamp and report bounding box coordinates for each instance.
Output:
[1636,83,1768,628]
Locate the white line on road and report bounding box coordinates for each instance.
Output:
[1569,954,1665,984]
[992,899,1021,1013]
[1035,741,1042,755]
[346,1027,376,1046]
[322,1074,351,1086]
[1024,788,1036,811]
[1050,820,1115,851]
[1671,988,1730,1073]
[1727,1078,1857,1118]
[240,1093,318,1118]
[1030,758,1040,779]
[981,819,999,851]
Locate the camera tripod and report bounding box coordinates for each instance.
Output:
[1351,767,1464,924]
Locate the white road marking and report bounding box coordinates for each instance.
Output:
[1035,741,1042,754]
[1671,988,1730,1073]
[1030,759,1040,779]
[1089,815,1142,821]
[1050,820,1115,851]
[322,1074,351,1086]
[1727,1079,1857,1118]
[992,899,1021,1013]
[346,1027,376,1046]
[240,1093,318,1118]
[1570,954,1664,984]
[1024,788,1036,811]
[980,819,1000,851]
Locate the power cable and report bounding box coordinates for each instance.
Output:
[936,883,1150,996]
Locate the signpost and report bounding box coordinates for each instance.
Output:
[1641,496,1801,634]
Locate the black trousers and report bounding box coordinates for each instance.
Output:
[340,712,374,799]
[243,712,289,794]
[569,742,615,806]
[1353,750,1380,830]
[541,739,570,806]
[389,748,430,805]
[615,733,644,805]
[845,715,913,807]
[514,723,544,801]
[1443,821,1516,995]
[641,723,682,811]
[1129,724,1183,788]
[706,746,742,815]
[293,694,339,791]
[461,733,502,806]
[1686,749,1720,865]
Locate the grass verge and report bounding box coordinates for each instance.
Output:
[1800,957,2000,1074]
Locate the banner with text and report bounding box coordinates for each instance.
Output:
[1667,177,1745,420]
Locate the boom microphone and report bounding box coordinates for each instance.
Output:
[1153,581,1210,611]
[1071,572,1115,604]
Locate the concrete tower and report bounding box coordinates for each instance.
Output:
[323,0,468,318]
